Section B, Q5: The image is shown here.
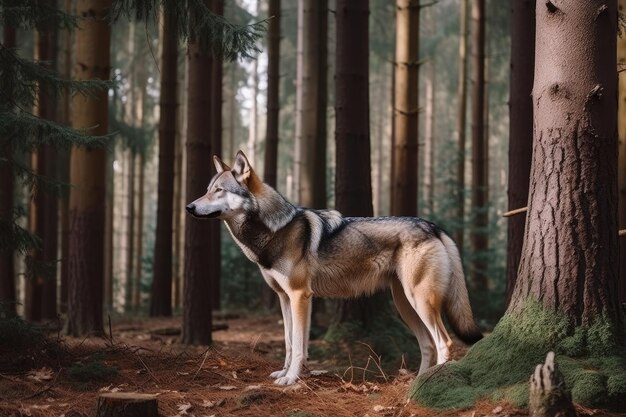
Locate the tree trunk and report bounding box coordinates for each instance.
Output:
[506,0,535,306]
[333,0,382,325]
[209,0,224,311]
[455,0,468,251]
[509,0,621,325]
[424,60,435,216]
[296,0,328,209]
[183,12,213,344]
[618,0,626,304]
[132,153,145,309]
[59,0,74,315]
[0,27,16,318]
[390,0,419,217]
[150,6,178,317]
[26,9,60,322]
[66,0,111,336]
[124,148,135,311]
[469,0,488,291]
[264,0,280,190]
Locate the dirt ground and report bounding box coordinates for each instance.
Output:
[0,314,622,417]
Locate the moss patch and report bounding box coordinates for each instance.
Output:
[409,299,626,410]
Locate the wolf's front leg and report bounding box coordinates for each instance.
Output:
[274,290,312,385]
[270,291,292,379]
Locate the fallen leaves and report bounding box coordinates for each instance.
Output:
[27,367,53,382]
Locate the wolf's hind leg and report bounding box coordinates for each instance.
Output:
[408,285,452,366]
[270,291,292,379]
[390,280,436,374]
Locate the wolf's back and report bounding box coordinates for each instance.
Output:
[439,233,483,344]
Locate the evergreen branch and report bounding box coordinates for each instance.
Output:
[0,110,113,151]
[0,44,113,109]
[0,210,41,254]
[0,0,78,30]
[110,0,265,61]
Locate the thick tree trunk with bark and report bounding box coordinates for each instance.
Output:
[509,0,621,325]
[66,0,111,337]
[183,17,213,345]
[264,0,280,189]
[296,0,327,209]
[506,0,535,306]
[470,0,488,291]
[391,0,419,217]
[151,7,178,317]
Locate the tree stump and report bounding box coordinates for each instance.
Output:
[96,392,159,417]
[529,352,577,417]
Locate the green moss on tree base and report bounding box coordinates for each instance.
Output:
[409,299,626,410]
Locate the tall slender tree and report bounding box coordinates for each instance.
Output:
[32,9,60,321]
[618,0,626,304]
[469,0,487,290]
[390,0,419,217]
[150,6,178,317]
[295,0,328,209]
[333,0,385,327]
[506,0,535,305]
[66,0,112,336]
[455,0,468,250]
[264,0,281,190]
[183,0,214,345]
[0,26,17,318]
[209,0,224,311]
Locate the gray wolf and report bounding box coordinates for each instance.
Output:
[186,151,482,385]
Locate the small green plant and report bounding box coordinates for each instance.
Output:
[68,353,118,382]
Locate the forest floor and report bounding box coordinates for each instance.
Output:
[0,313,623,417]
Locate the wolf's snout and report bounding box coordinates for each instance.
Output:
[186,203,195,214]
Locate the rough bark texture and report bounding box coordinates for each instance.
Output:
[66,0,111,337]
[618,0,626,304]
[209,0,224,311]
[296,0,328,209]
[424,60,435,215]
[470,0,488,290]
[454,0,468,250]
[0,27,16,317]
[182,17,213,345]
[390,0,419,217]
[95,393,158,417]
[263,0,280,189]
[506,0,535,306]
[509,0,621,325]
[150,8,177,316]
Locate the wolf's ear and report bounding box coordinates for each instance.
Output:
[213,155,230,174]
[232,150,254,183]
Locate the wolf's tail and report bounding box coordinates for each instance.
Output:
[439,233,483,344]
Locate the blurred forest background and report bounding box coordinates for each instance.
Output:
[0,0,607,340]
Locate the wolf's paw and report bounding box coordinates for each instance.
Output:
[274,374,299,386]
[270,369,288,379]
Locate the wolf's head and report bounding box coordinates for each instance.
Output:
[186,150,261,220]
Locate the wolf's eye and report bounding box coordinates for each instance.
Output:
[215,187,223,192]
